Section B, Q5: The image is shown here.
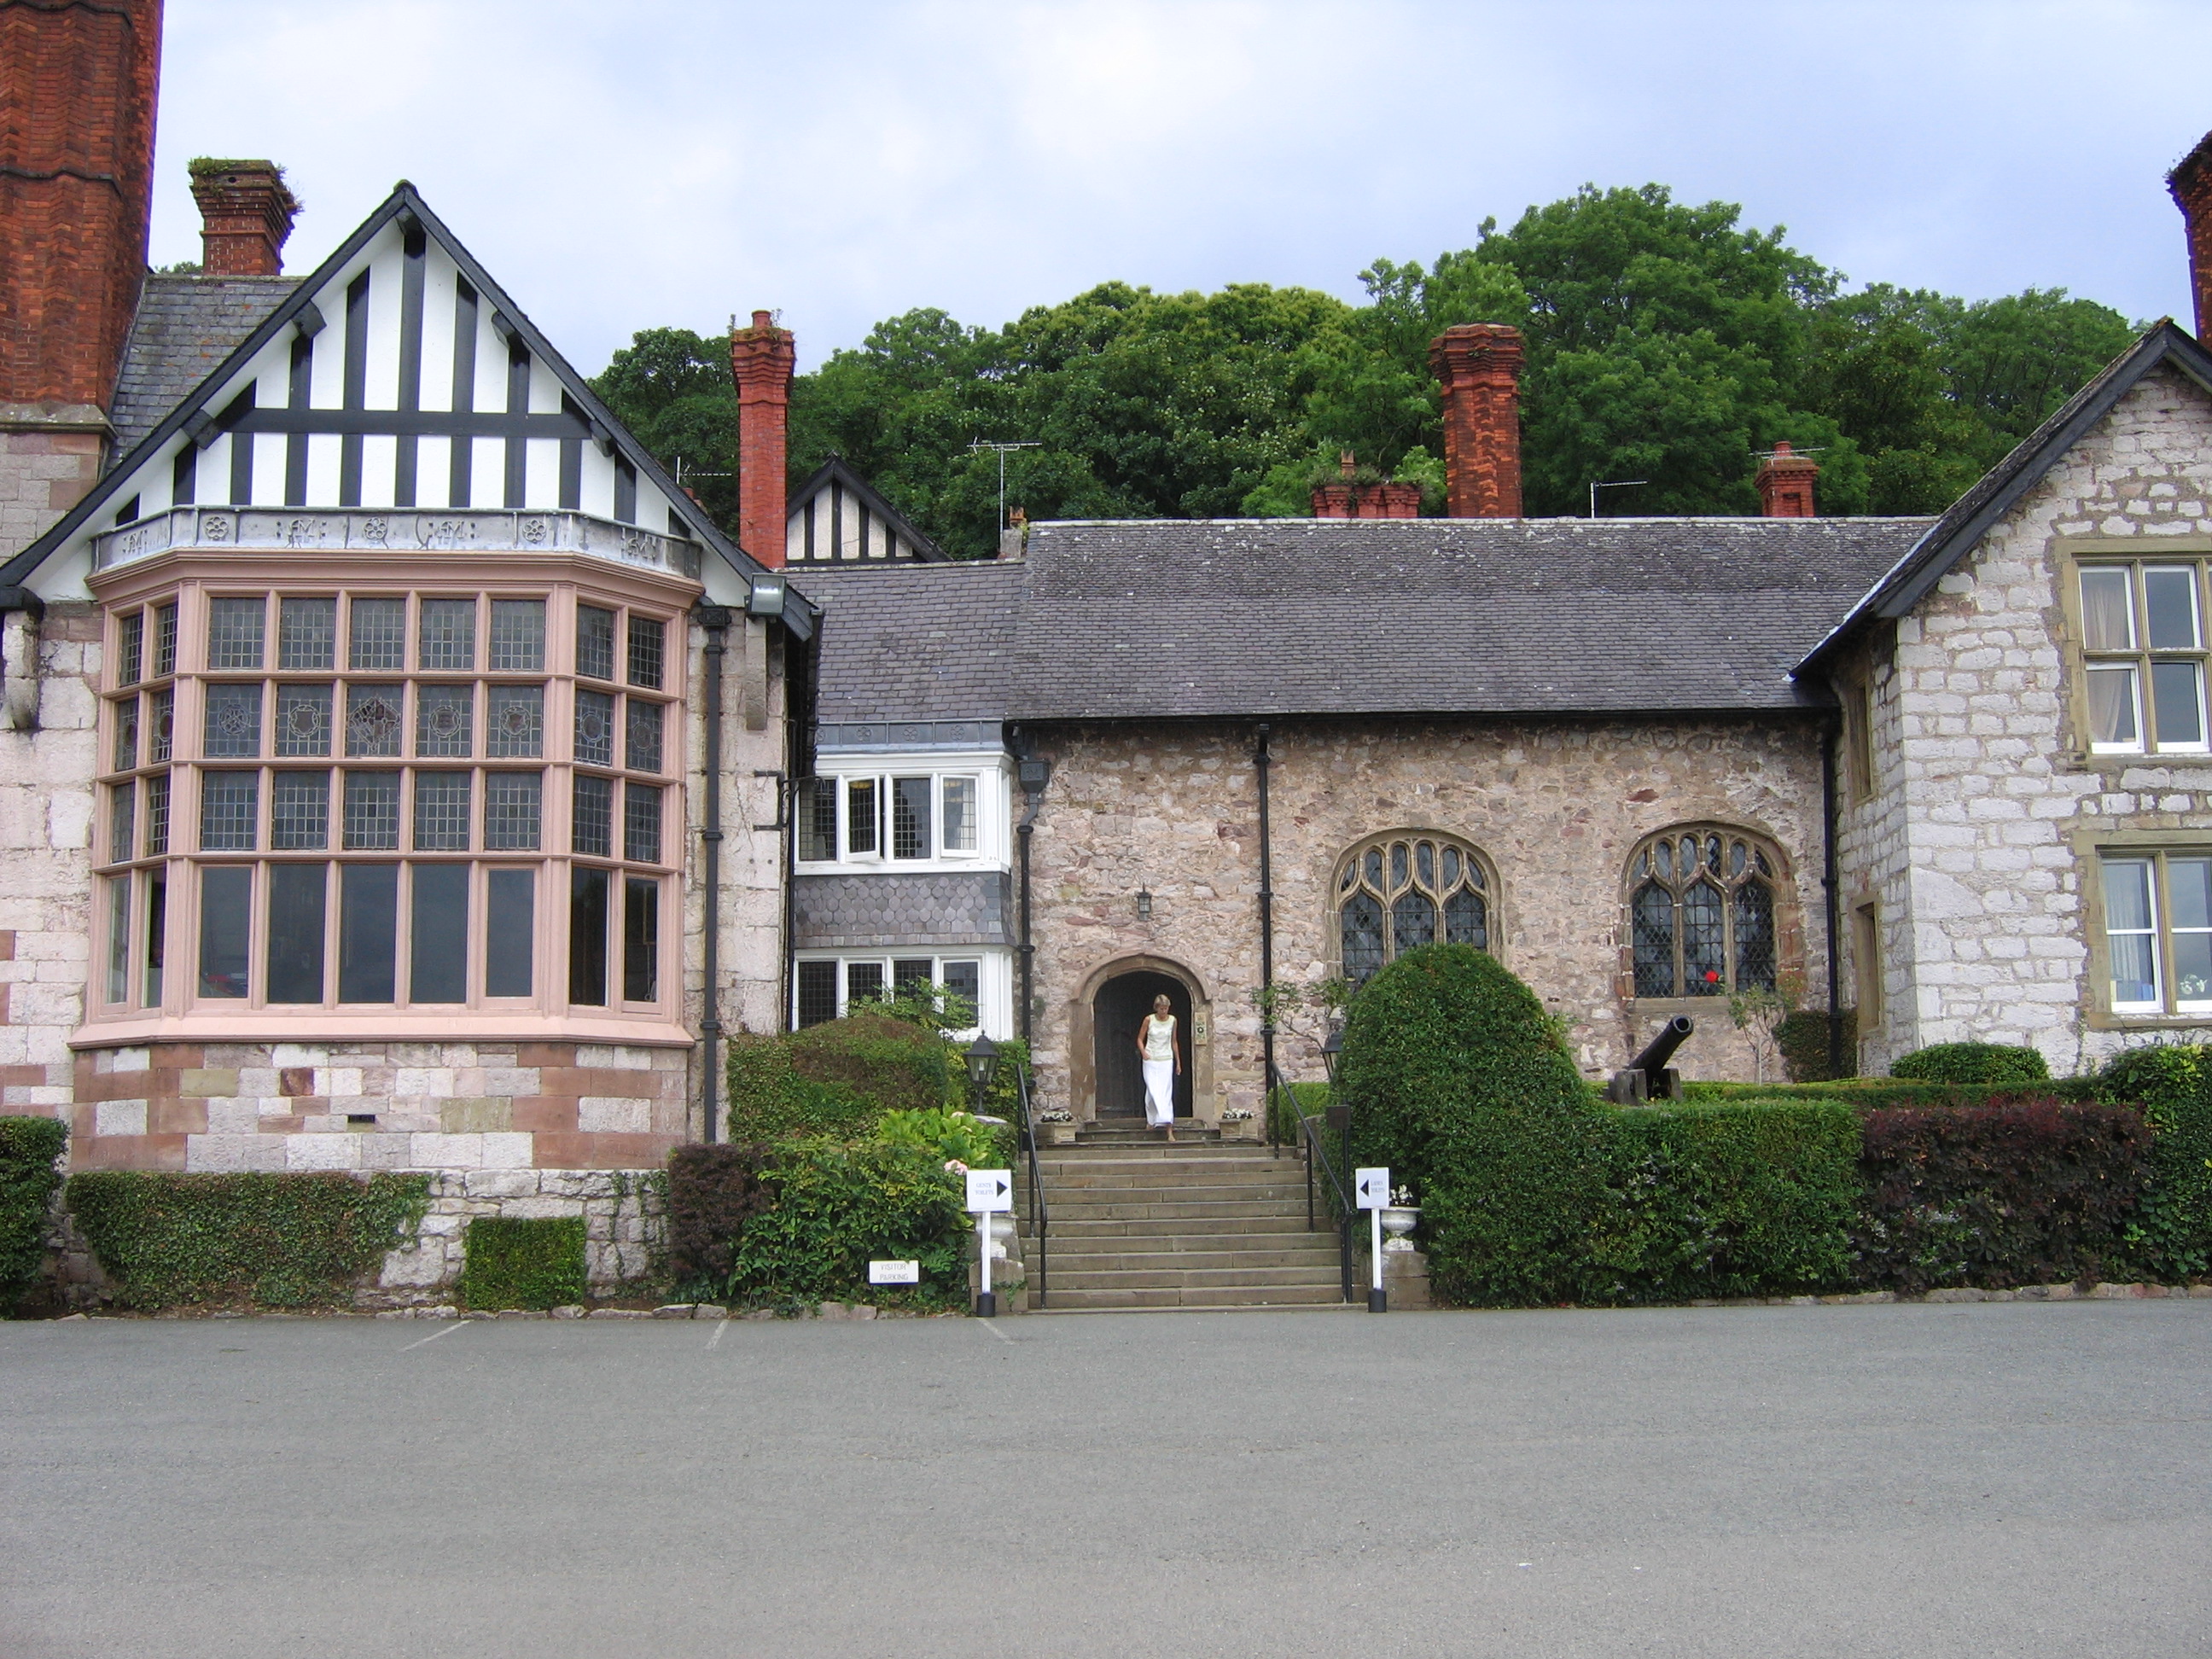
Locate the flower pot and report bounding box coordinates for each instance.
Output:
[1380,1207,1421,1252]
[1036,1122,1074,1148]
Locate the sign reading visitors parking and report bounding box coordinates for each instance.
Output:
[1355,1167,1392,1210]
[965,1169,1014,1213]
[868,1260,920,1285]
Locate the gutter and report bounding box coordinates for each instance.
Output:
[1255,724,1276,1108]
[1821,713,1845,1080]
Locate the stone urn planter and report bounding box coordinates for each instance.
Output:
[1035,1120,1075,1148]
[1380,1206,1421,1252]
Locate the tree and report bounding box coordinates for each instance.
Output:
[587,328,741,529]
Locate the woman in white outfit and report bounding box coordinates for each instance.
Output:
[1138,993,1181,1132]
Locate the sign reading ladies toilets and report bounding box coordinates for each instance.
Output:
[1355,1167,1390,1313]
[966,1168,1013,1318]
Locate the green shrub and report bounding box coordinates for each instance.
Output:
[0,1116,67,1311]
[1777,1009,1857,1082]
[2097,1045,2212,1279]
[1890,1042,2049,1086]
[1681,1077,2098,1109]
[458,1216,588,1310]
[1592,1101,1860,1301]
[874,1107,1010,1168]
[731,1138,969,1307]
[667,1143,775,1292]
[1342,944,1611,1307]
[1850,1100,2151,1292]
[1268,1080,1331,1148]
[66,1172,430,1309]
[976,1034,1033,1123]
[727,1013,961,1141]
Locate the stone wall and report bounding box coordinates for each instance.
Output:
[375,1167,665,1301]
[0,420,105,562]
[1842,363,2212,1074]
[1023,713,1832,1117]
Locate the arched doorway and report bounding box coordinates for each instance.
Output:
[1091,969,1195,1119]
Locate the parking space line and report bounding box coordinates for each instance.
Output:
[399,1322,469,1353]
[707,1318,729,1351]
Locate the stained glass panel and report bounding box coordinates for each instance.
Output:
[486,684,544,758]
[274,684,332,757]
[202,684,261,758]
[574,690,614,766]
[416,684,473,757]
[346,684,404,757]
[626,699,662,773]
[1683,881,1726,994]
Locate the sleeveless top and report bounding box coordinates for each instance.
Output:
[1143,1014,1176,1061]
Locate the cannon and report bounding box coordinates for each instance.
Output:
[1606,1015,1693,1103]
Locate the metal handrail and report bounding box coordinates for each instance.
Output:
[1013,1058,1048,1309]
[1269,1062,1354,1304]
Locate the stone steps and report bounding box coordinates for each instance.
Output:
[1020,1138,1346,1313]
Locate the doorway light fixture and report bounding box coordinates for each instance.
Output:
[1135,888,1152,920]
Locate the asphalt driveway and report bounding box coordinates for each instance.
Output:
[2,1300,2206,1658]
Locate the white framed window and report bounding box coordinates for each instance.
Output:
[793,952,1001,1034]
[2080,561,2210,754]
[2101,852,2212,1016]
[795,762,1002,868]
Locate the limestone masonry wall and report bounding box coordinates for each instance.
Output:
[1025,713,1831,1117]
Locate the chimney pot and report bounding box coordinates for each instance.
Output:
[1428,323,1525,518]
[188,160,299,277]
[2168,131,2212,339]
[731,310,797,569]
[1755,442,1820,518]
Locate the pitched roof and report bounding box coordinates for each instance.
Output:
[1005,516,1930,721]
[786,455,946,562]
[1797,321,2212,673]
[108,275,298,456]
[795,560,1024,725]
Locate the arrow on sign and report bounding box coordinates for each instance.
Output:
[1354,1166,1391,1210]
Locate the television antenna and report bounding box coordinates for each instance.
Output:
[1590,479,1648,519]
[969,439,1041,530]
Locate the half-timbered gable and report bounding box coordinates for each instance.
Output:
[784,455,945,566]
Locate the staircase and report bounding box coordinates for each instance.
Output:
[1018,1128,1348,1312]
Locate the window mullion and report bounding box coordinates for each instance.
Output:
[2156,852,2180,1016]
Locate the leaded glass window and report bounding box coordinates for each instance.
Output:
[484,772,543,852]
[624,783,661,864]
[207,598,265,669]
[202,684,261,758]
[573,773,614,857]
[577,604,616,681]
[114,695,139,773]
[1628,827,1781,997]
[152,603,178,678]
[416,684,474,757]
[271,771,330,851]
[349,597,407,670]
[149,689,172,762]
[199,771,258,852]
[627,615,664,689]
[419,598,476,671]
[145,776,169,855]
[346,684,405,757]
[278,598,337,670]
[486,684,544,757]
[574,690,614,766]
[109,782,134,863]
[274,684,333,757]
[489,600,545,672]
[412,771,471,852]
[1336,833,1491,985]
[116,612,144,687]
[343,771,400,851]
[626,699,662,773]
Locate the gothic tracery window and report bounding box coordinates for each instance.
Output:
[1336,833,1492,985]
[1628,826,1780,998]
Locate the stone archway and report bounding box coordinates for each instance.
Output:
[1067,955,1214,1124]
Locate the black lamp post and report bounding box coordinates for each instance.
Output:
[964,1034,1000,1110]
[1320,1025,1344,1088]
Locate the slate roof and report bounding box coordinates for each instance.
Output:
[795,561,1024,725]
[1006,516,1931,720]
[794,871,1015,947]
[1799,321,2212,672]
[108,275,299,457]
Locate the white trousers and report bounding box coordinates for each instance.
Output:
[1143,1059,1175,1126]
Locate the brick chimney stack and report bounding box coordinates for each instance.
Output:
[188,159,298,276]
[2168,131,2212,338]
[1429,323,1524,518]
[1755,440,1820,517]
[730,309,795,569]
[1312,450,1421,519]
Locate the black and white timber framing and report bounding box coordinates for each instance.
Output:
[784,455,944,565]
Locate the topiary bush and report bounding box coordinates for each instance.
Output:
[731,1138,969,1307]
[2096,1044,2212,1280]
[66,1172,430,1309]
[1890,1042,2049,1086]
[1342,944,1611,1307]
[0,1116,67,1313]
[667,1143,776,1293]
[1850,1100,2151,1293]
[458,1216,588,1310]
[1777,1009,1857,1082]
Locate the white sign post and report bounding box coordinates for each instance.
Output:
[965,1168,1014,1317]
[1354,1166,1391,1313]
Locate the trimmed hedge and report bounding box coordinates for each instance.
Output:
[728,1012,961,1141]
[729,1138,969,1307]
[2097,1045,2212,1279]
[1777,1009,1857,1083]
[1851,1100,2150,1292]
[1682,1078,2098,1109]
[458,1216,588,1310]
[1891,1042,2049,1086]
[66,1172,430,1308]
[667,1143,776,1289]
[0,1116,67,1311]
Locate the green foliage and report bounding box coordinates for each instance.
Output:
[458,1217,587,1311]
[666,1144,776,1291]
[1683,1077,2096,1109]
[730,1138,970,1307]
[727,1011,958,1141]
[1268,1080,1332,1149]
[1776,1008,1856,1083]
[1890,1042,2050,1086]
[1592,1101,1860,1301]
[1340,944,1610,1306]
[65,1173,430,1309]
[587,327,742,532]
[1851,1101,2151,1292]
[0,1117,67,1310]
[873,1107,1011,1169]
[2096,1045,2212,1279]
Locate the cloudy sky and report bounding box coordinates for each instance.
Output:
[152,1,2205,375]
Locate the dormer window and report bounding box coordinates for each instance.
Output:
[797,769,992,866]
[2080,560,2210,754]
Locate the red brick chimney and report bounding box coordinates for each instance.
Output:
[1429,323,1524,518]
[1312,451,1421,519]
[188,159,298,276]
[0,0,162,413]
[730,309,795,568]
[1755,440,1820,517]
[2168,131,2212,338]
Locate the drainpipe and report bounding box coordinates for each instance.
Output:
[1014,738,1050,1046]
[696,604,732,1142]
[1821,714,1845,1081]
[1255,724,1276,1115]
